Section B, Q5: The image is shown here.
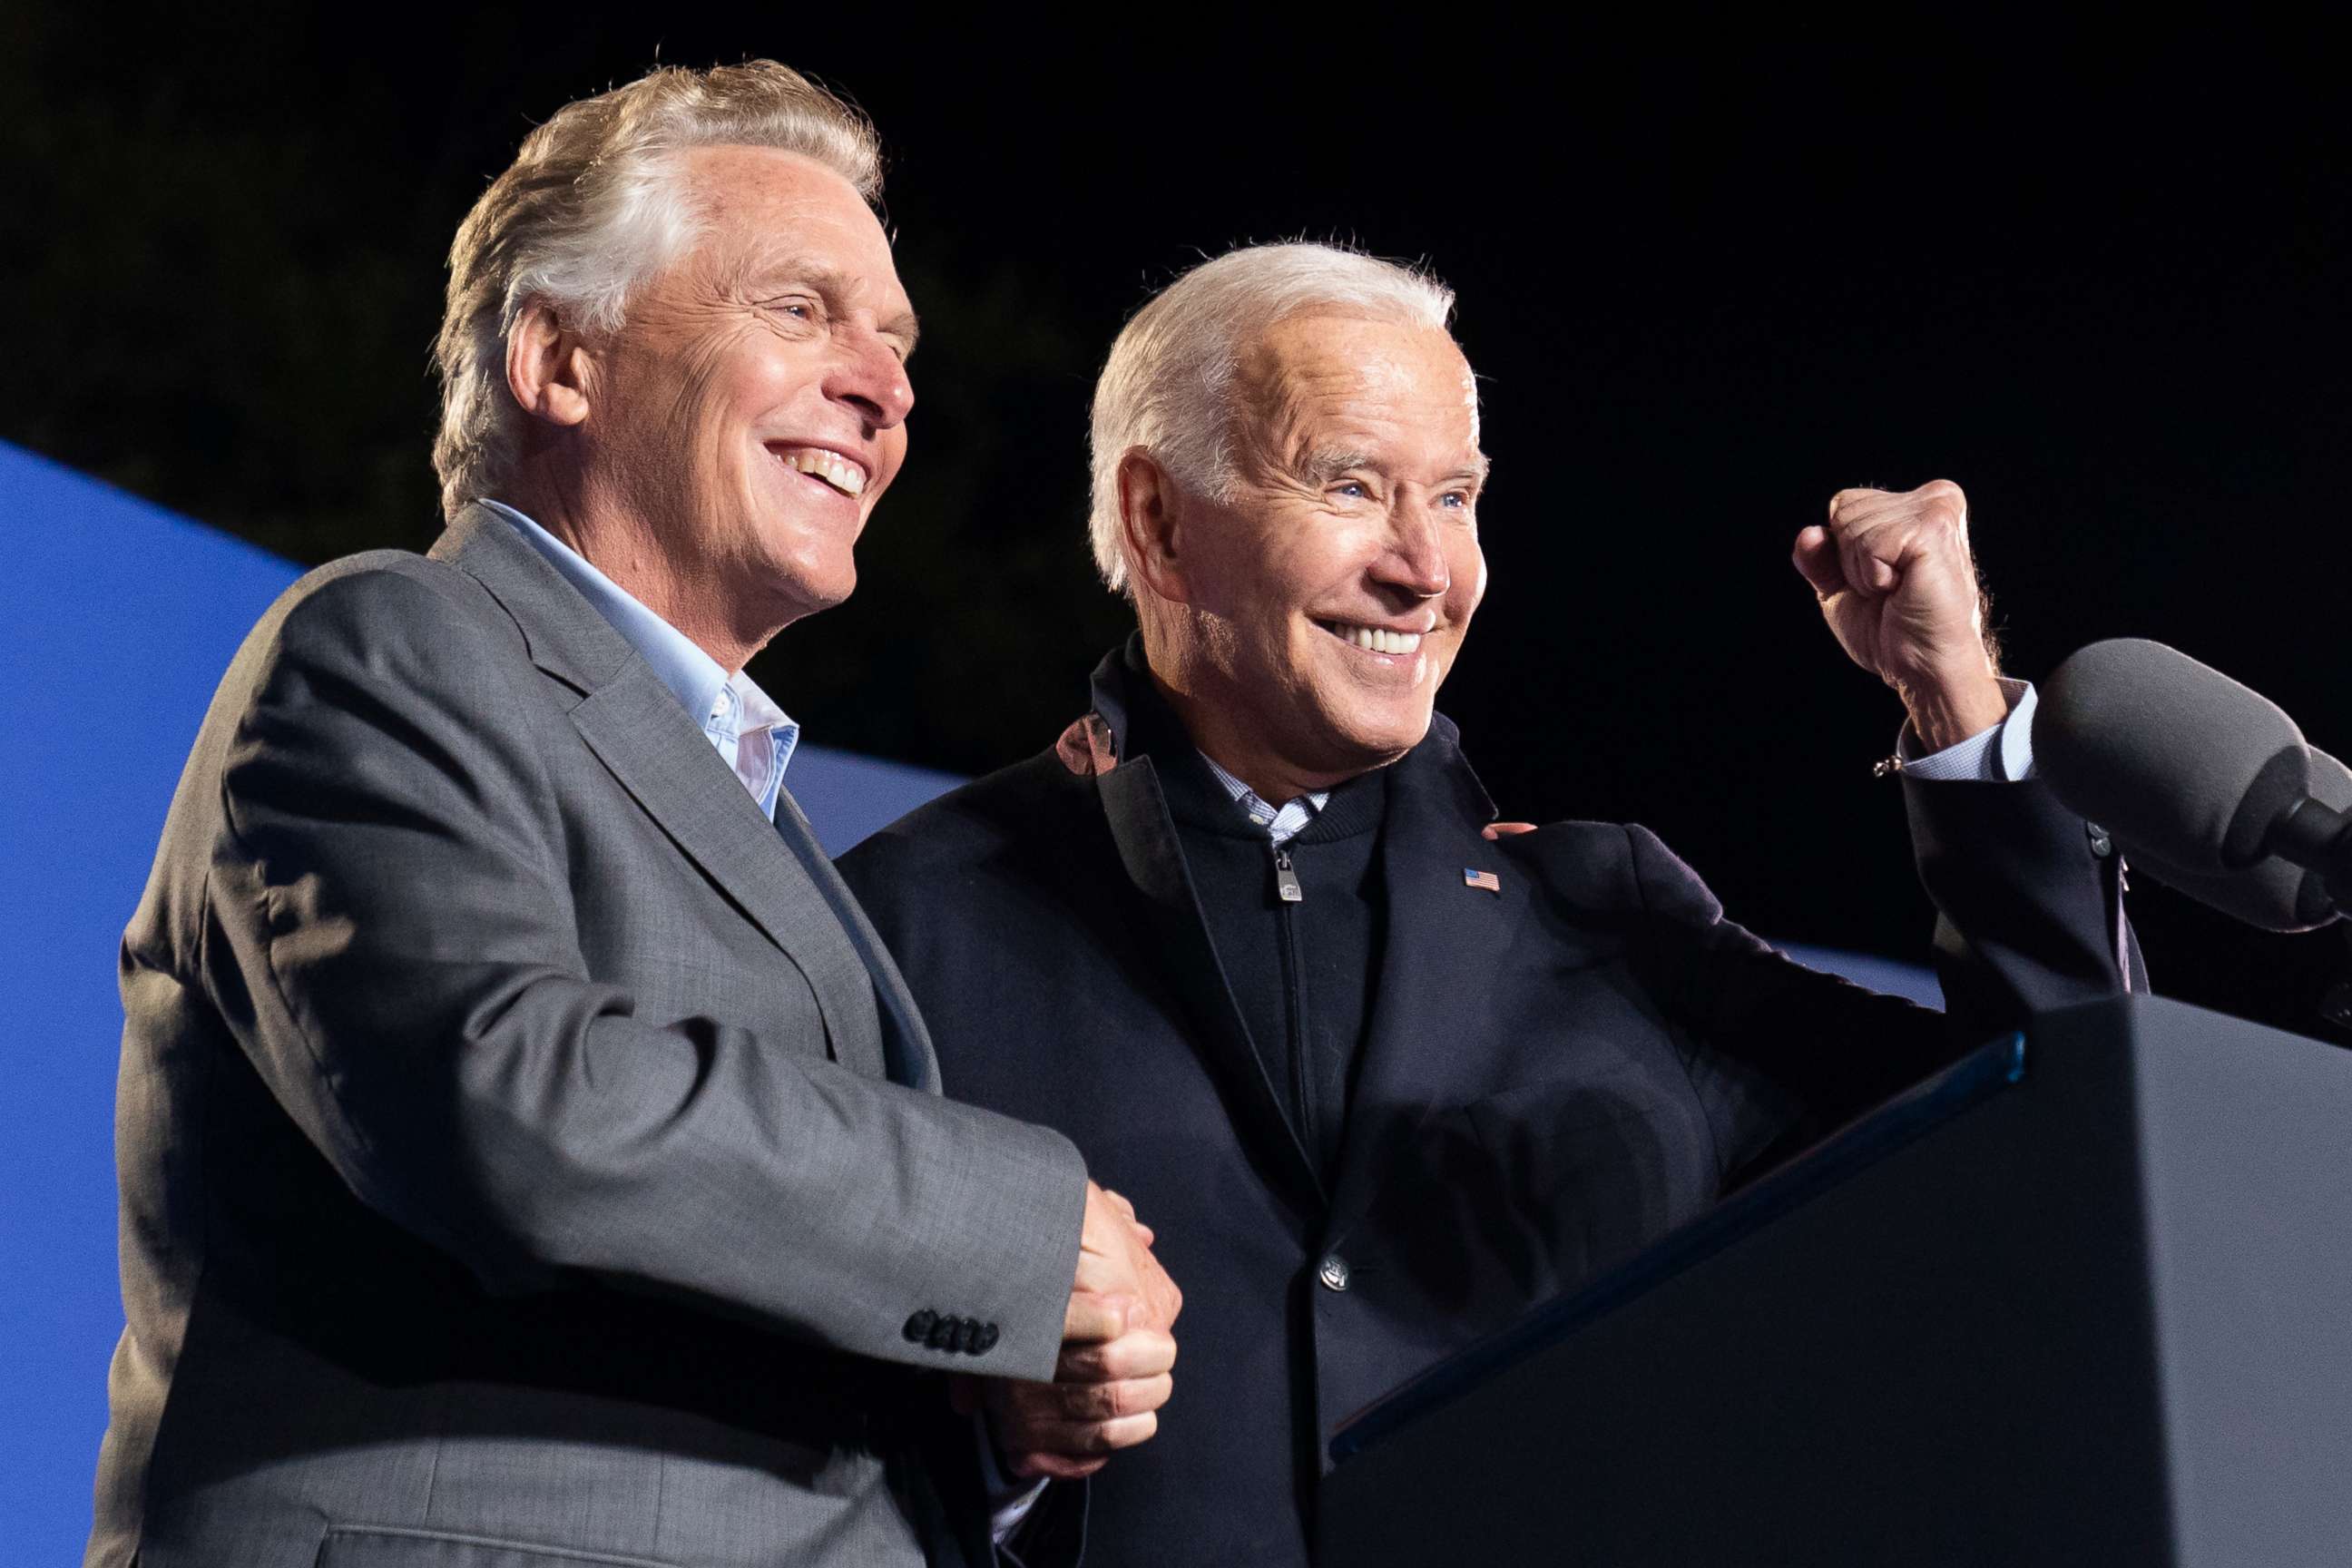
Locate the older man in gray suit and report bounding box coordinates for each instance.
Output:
[90,63,1176,1568]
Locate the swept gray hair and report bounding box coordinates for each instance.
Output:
[1086,242,1456,595]
[432,61,881,519]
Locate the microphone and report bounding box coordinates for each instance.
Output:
[2037,639,2351,929]
[2112,746,2349,931]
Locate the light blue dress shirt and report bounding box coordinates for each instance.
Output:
[1897,677,2039,782]
[1200,752,1331,846]
[478,500,800,818]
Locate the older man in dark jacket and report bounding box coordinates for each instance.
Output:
[838,242,2131,1565]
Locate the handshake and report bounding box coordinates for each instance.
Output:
[968,1181,1184,1483]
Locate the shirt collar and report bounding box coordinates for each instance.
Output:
[1197,749,1329,844]
[478,498,799,774]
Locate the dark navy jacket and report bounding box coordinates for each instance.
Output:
[838,645,2134,1566]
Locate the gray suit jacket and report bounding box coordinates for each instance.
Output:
[89,507,1088,1568]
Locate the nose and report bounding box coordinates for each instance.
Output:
[827,327,916,432]
[1376,503,1451,601]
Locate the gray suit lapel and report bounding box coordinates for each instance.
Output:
[430,508,887,1080]
[771,787,938,1092]
[431,506,635,697]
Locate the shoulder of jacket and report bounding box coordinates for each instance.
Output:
[1494,817,1651,858]
[257,549,517,652]
[1486,817,1671,912]
[277,548,495,613]
[848,746,1073,853]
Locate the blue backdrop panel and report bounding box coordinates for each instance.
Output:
[3,446,309,1559]
[0,441,1931,1559]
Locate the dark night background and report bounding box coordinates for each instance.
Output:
[8,9,2348,1034]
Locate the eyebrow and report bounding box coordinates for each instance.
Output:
[1296,446,1493,486]
[742,256,921,354]
[1296,446,1376,485]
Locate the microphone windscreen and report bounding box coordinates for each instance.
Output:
[2120,747,2351,932]
[2039,639,2309,875]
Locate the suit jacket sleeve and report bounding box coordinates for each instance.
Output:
[1901,772,2144,1019]
[1617,773,2132,1179]
[201,567,1085,1379]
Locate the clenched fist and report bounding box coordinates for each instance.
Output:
[1792,479,2010,751]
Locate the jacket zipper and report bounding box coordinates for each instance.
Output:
[1271,844,1315,1156]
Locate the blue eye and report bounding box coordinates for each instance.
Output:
[1335,482,1367,499]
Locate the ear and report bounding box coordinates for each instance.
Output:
[1117,448,1195,606]
[505,300,595,430]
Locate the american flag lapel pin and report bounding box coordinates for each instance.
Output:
[1464,867,1501,894]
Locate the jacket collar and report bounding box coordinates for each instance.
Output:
[430,505,639,699]
[426,505,896,1083]
[1073,636,1507,1223]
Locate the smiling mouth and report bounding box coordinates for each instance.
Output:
[770,445,868,497]
[1315,619,1426,655]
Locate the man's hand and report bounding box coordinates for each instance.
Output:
[982,1181,1182,1482]
[1065,1182,1181,1340]
[1792,480,2011,752]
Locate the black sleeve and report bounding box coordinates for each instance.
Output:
[1622,776,2132,1181]
[1902,774,2142,1023]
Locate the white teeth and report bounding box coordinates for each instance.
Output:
[1327,622,1424,655]
[776,447,867,497]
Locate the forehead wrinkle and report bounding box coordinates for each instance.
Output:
[1235,318,1482,485]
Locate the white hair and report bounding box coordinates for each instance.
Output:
[1086,242,1456,594]
[431,62,882,519]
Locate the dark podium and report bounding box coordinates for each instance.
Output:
[1320,996,2352,1565]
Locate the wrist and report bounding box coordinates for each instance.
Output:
[1899,668,2009,753]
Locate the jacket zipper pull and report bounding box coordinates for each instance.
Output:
[1272,845,1304,904]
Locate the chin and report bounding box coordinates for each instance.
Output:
[1319,707,1434,769]
[743,551,854,622]
[795,563,858,613]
